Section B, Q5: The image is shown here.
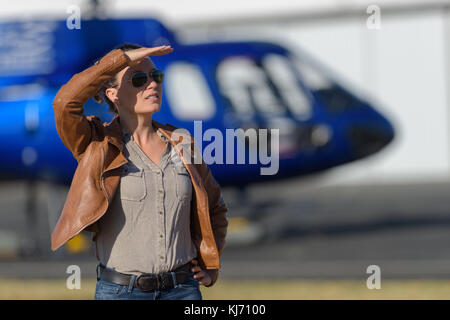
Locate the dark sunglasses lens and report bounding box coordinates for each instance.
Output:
[131,73,148,87]
[151,70,164,84]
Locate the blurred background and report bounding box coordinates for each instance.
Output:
[1,0,450,299]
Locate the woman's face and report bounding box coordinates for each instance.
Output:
[108,58,162,116]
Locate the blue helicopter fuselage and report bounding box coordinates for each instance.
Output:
[0,18,394,187]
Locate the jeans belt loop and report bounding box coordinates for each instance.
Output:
[128,275,136,293]
[171,271,177,288]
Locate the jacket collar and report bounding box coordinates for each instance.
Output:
[104,114,203,208]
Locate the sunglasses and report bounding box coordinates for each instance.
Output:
[129,69,164,87]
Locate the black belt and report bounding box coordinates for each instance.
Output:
[98,263,192,292]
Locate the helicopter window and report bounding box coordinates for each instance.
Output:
[216,57,285,116]
[314,85,361,113]
[165,62,216,120]
[293,57,361,113]
[262,54,312,120]
[0,21,56,76]
[293,58,333,91]
[0,83,45,102]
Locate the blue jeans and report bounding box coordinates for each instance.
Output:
[94,268,202,300]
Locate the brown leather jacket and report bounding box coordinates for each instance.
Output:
[51,49,228,286]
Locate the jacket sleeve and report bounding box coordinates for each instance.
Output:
[197,160,228,287]
[52,49,129,161]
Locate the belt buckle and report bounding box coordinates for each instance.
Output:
[136,274,159,292]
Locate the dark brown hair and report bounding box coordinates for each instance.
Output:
[93,43,143,114]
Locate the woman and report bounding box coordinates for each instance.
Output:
[51,43,228,300]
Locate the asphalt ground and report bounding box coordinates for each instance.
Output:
[1,176,450,280]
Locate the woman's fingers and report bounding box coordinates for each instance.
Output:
[191,260,201,273]
[190,259,212,285]
[125,46,173,64]
[191,259,200,267]
[145,46,173,56]
[194,270,212,285]
[191,265,202,273]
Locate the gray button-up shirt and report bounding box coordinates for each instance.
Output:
[94,127,197,275]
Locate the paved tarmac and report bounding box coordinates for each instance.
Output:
[1,177,450,280]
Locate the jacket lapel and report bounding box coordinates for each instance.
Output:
[153,121,204,189]
[104,114,123,152]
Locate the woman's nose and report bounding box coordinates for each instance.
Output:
[146,78,158,89]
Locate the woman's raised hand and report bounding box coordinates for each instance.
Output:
[124,46,174,66]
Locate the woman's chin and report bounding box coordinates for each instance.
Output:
[135,103,161,115]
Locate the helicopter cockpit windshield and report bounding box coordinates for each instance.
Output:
[216,53,313,124]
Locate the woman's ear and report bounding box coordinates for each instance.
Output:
[105,87,118,103]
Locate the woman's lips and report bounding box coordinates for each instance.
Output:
[145,94,159,102]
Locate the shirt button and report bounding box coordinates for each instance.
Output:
[160,234,163,238]
[159,189,163,194]
[160,256,164,260]
[156,171,161,175]
[159,211,163,215]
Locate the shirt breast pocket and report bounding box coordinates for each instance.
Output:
[174,165,192,201]
[120,164,147,201]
